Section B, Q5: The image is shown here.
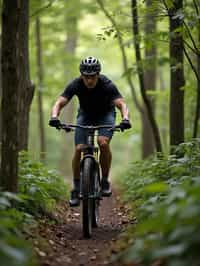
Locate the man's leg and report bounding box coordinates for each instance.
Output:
[72,144,84,180]
[97,136,112,177]
[97,136,112,196]
[70,109,87,207]
[70,144,84,207]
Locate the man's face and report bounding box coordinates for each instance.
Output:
[81,74,99,89]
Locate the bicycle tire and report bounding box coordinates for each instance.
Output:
[81,157,93,238]
[91,164,101,228]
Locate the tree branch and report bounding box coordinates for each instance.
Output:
[183,21,199,54]
[184,39,199,56]
[192,0,200,138]
[30,0,56,18]
[183,47,200,83]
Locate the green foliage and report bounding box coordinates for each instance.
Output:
[19,151,68,215]
[117,139,200,266]
[0,152,69,266]
[0,192,35,266]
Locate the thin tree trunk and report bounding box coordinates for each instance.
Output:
[0,38,2,153]
[167,0,185,147]
[159,70,168,150]
[142,0,157,158]
[193,1,200,138]
[1,0,32,192]
[59,4,79,176]
[131,0,162,153]
[36,17,46,162]
[195,43,200,137]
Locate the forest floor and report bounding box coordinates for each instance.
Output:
[32,189,131,266]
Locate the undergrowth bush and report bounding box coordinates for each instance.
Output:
[117,139,200,266]
[0,152,69,266]
[0,192,35,266]
[19,151,68,215]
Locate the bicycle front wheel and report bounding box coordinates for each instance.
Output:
[81,157,93,238]
[91,164,101,228]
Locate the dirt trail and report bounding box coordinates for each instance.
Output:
[35,190,129,266]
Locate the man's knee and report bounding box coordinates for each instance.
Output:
[74,144,84,156]
[97,137,110,151]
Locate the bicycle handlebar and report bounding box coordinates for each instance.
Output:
[59,123,122,132]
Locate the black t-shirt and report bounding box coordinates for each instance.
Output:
[61,74,122,117]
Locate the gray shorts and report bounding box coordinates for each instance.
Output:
[75,109,116,145]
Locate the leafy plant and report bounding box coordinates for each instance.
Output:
[116,139,200,266]
[18,151,68,215]
[0,152,69,266]
[0,192,35,266]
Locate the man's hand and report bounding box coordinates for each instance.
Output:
[49,117,61,129]
[119,119,132,131]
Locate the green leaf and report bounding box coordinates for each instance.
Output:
[152,244,187,258]
[0,240,27,262]
[0,197,11,209]
[144,182,168,193]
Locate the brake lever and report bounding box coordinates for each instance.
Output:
[108,126,122,132]
[55,125,61,130]
[62,125,72,132]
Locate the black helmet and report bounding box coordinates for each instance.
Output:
[79,56,101,75]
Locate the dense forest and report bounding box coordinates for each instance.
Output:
[0,0,199,266]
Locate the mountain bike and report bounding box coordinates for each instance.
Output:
[59,123,121,238]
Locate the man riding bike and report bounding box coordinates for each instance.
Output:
[49,56,131,207]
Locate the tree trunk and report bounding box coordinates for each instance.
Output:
[195,45,200,137]
[17,1,34,151]
[131,0,162,153]
[0,38,2,153]
[142,0,157,158]
[168,0,185,148]
[36,17,46,162]
[59,3,79,177]
[193,3,200,138]
[159,70,168,150]
[1,0,32,192]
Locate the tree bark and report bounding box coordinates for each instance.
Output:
[36,17,46,162]
[1,0,32,192]
[142,0,157,158]
[168,0,185,147]
[17,1,34,151]
[131,0,162,153]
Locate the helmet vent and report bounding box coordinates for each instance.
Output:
[80,56,101,75]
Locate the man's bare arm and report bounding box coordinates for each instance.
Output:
[113,98,129,120]
[51,96,69,118]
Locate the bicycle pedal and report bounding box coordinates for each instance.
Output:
[69,199,80,207]
[79,194,83,199]
[101,191,112,197]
